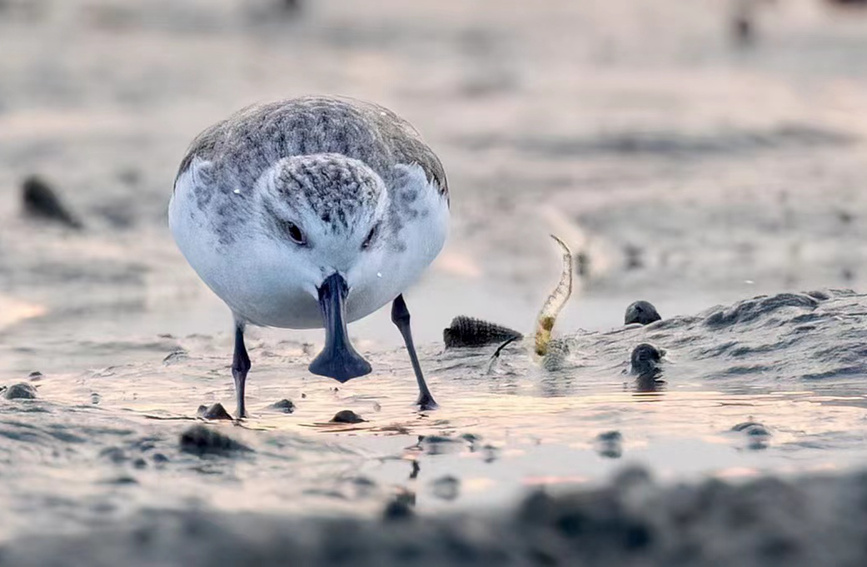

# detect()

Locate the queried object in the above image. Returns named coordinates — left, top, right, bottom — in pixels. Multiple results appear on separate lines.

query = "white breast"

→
left=169, top=160, right=449, bottom=329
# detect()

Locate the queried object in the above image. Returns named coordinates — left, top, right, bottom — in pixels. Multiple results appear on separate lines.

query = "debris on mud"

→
left=330, top=410, right=365, bottom=424
left=21, top=175, right=83, bottom=229
left=443, top=316, right=523, bottom=348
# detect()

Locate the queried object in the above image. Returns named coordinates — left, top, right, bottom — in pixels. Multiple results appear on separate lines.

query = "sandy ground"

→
left=3, top=0, right=867, bottom=564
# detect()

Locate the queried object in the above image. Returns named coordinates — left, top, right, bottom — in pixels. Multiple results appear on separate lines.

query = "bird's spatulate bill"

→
left=309, top=273, right=372, bottom=382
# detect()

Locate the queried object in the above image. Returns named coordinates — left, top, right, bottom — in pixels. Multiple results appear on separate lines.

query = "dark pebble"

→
left=624, top=301, right=661, bottom=325
left=595, top=430, right=624, bottom=459
left=133, top=458, right=148, bottom=469
left=162, top=348, right=188, bottom=364
left=731, top=422, right=770, bottom=436
left=4, top=383, right=38, bottom=400
left=269, top=399, right=296, bottom=414
left=28, top=371, right=43, bottom=381
left=431, top=475, right=461, bottom=501
left=21, top=175, right=83, bottom=229
left=443, top=316, right=523, bottom=348
left=197, top=403, right=233, bottom=421
left=179, top=425, right=252, bottom=456
left=331, top=410, right=365, bottom=424
left=731, top=422, right=771, bottom=450
left=383, top=499, right=414, bottom=522
left=152, top=453, right=169, bottom=464
left=630, top=344, right=665, bottom=378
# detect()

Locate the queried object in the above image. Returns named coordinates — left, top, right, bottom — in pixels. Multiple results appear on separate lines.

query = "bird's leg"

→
left=391, top=294, right=437, bottom=410
left=232, top=323, right=251, bottom=419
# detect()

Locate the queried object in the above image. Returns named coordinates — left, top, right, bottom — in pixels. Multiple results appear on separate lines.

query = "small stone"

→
left=179, top=425, right=251, bottom=456
left=152, top=453, right=169, bottom=464
left=630, top=344, right=665, bottom=378
left=4, top=383, right=37, bottom=400
left=331, top=410, right=365, bottom=424
left=269, top=399, right=296, bottom=414
left=624, top=300, right=662, bottom=325
left=595, top=430, right=624, bottom=459
left=91, top=392, right=101, bottom=405
left=731, top=421, right=771, bottom=450
left=162, top=348, right=188, bottom=364
left=197, top=403, right=233, bottom=420
left=383, top=499, right=414, bottom=522
left=431, top=475, right=461, bottom=501
left=28, top=371, right=43, bottom=381
left=133, top=458, right=148, bottom=469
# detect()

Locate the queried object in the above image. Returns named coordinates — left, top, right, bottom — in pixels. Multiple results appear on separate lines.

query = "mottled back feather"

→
left=175, top=96, right=448, bottom=200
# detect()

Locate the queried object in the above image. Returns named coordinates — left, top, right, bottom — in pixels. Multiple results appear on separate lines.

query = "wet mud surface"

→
left=2, top=0, right=867, bottom=563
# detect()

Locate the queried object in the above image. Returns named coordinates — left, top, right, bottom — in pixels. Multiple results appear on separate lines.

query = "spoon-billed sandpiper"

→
left=169, top=96, right=449, bottom=417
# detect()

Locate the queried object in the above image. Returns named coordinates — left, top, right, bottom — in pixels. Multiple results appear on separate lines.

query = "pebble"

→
left=4, top=383, right=38, bottom=400
left=330, top=410, right=365, bottom=424
left=431, top=475, right=461, bottom=501
left=595, top=430, right=624, bottom=459
left=197, top=403, right=233, bottom=420
left=624, top=300, right=662, bottom=325
left=269, top=399, right=296, bottom=414
left=630, top=343, right=665, bottom=378
left=179, top=425, right=251, bottom=456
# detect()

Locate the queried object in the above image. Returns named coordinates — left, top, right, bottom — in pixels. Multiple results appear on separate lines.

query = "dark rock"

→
left=4, top=382, right=38, bottom=400
left=179, top=425, right=251, bottom=456
left=197, top=403, right=233, bottom=420
left=331, top=410, right=365, bottom=424
left=269, top=399, right=296, bottom=414
left=133, top=458, right=148, bottom=469
left=431, top=475, right=461, bottom=501
left=383, top=499, right=414, bottom=522
left=152, top=453, right=169, bottom=464
left=27, top=371, right=43, bottom=381
left=624, top=300, right=661, bottom=325
left=21, top=175, right=83, bottom=229
left=162, top=348, right=188, bottom=365
left=630, top=344, right=665, bottom=378
left=595, top=431, right=623, bottom=459
left=443, top=316, right=523, bottom=348
left=731, top=422, right=772, bottom=450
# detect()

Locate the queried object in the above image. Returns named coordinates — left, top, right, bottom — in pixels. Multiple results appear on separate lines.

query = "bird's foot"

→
left=416, top=394, right=438, bottom=412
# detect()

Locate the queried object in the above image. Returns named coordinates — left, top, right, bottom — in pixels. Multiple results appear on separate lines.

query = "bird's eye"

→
left=281, top=220, right=306, bottom=245
left=361, top=223, right=380, bottom=250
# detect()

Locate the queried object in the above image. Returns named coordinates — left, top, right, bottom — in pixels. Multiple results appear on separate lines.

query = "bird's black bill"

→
left=308, top=273, right=372, bottom=383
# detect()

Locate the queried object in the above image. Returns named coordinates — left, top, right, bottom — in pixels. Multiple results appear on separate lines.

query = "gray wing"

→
left=174, top=96, right=448, bottom=200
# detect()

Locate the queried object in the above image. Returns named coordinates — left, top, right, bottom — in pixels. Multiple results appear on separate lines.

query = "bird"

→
left=168, top=96, right=449, bottom=418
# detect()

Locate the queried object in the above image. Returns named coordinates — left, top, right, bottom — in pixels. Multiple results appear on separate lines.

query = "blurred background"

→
left=1, top=0, right=867, bottom=373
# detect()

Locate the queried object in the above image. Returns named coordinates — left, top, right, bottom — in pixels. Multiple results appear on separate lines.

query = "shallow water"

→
left=1, top=0, right=867, bottom=546
left=4, top=289, right=867, bottom=541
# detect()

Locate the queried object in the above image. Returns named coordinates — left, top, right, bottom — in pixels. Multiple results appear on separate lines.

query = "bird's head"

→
left=257, top=153, right=392, bottom=382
